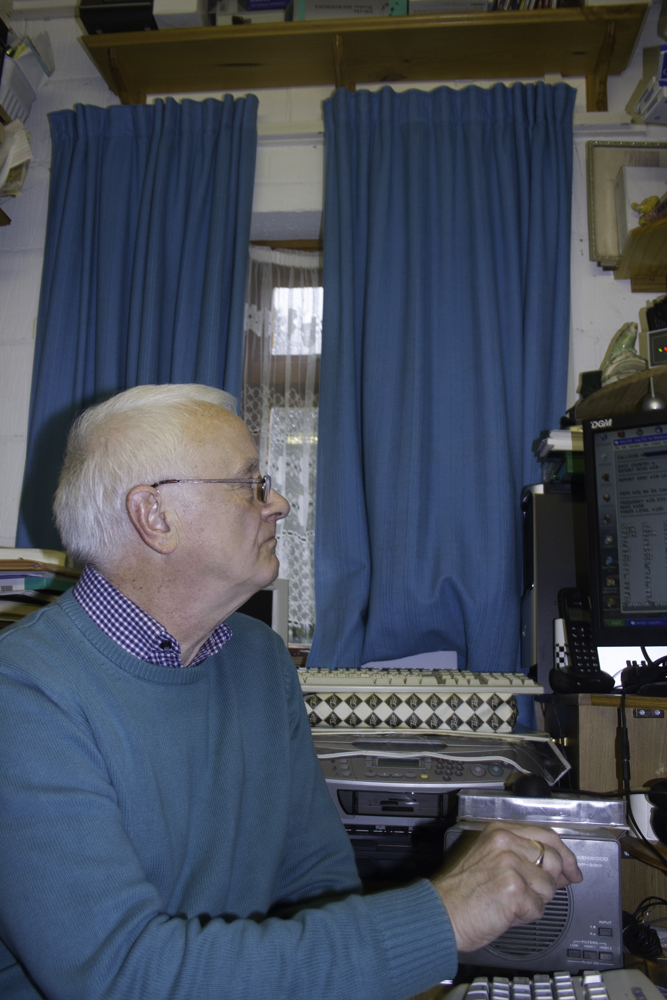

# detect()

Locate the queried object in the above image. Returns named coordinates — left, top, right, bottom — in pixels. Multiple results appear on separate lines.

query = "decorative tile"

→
left=302, top=686, right=516, bottom=733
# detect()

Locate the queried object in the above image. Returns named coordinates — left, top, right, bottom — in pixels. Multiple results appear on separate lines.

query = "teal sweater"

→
left=0, top=592, right=456, bottom=1000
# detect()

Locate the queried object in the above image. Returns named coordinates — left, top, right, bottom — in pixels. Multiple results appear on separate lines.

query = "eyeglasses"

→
left=151, top=475, right=272, bottom=504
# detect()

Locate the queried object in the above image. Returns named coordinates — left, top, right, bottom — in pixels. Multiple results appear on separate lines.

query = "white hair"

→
left=54, top=384, right=237, bottom=568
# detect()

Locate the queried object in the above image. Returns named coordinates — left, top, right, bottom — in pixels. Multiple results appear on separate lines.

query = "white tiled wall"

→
left=0, top=5, right=665, bottom=544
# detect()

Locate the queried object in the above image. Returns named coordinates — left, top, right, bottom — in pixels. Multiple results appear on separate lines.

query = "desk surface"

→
left=621, top=834, right=667, bottom=872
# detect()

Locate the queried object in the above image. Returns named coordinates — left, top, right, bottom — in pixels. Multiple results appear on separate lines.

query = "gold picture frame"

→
left=586, top=140, right=667, bottom=268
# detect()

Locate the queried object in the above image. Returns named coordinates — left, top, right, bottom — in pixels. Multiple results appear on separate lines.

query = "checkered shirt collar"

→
left=73, top=564, right=232, bottom=668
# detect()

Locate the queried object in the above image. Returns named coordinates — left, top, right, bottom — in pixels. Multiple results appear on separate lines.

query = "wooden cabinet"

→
left=551, top=693, right=667, bottom=792
left=550, top=692, right=667, bottom=913
left=81, top=5, right=647, bottom=110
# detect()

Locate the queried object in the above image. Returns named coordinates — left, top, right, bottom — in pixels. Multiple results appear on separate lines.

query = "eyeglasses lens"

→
left=261, top=475, right=271, bottom=503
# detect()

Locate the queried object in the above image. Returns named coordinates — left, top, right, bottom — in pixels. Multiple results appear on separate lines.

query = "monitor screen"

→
left=584, top=412, right=667, bottom=647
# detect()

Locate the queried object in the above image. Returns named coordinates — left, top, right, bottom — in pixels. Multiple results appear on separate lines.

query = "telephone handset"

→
left=549, top=588, right=615, bottom=695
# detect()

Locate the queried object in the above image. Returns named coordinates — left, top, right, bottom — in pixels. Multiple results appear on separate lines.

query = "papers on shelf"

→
left=537, top=427, right=583, bottom=458
left=0, top=118, right=32, bottom=196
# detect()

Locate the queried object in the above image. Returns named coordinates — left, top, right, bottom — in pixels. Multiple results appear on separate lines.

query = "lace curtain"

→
left=242, top=245, right=322, bottom=643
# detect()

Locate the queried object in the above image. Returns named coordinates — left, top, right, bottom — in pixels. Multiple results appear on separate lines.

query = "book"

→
left=0, top=559, right=80, bottom=578
left=0, top=575, right=76, bottom=593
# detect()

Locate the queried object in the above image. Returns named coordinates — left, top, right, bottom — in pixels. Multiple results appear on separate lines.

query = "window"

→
left=242, top=245, right=322, bottom=643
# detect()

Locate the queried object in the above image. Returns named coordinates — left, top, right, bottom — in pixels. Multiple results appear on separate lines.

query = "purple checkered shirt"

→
left=73, top=564, right=232, bottom=668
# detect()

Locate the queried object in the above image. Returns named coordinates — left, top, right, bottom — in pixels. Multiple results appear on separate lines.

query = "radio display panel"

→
left=373, top=758, right=422, bottom=767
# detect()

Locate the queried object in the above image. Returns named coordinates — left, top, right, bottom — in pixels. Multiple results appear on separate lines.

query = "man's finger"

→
left=490, top=823, right=583, bottom=885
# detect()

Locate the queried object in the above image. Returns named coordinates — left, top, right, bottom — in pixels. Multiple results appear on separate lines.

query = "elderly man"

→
left=0, top=384, right=581, bottom=1000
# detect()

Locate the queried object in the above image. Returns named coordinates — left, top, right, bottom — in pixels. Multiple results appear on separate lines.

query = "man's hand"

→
left=430, top=822, right=583, bottom=953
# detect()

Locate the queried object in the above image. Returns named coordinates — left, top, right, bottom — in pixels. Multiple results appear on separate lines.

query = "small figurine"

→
left=632, top=195, right=661, bottom=226
left=600, top=321, right=647, bottom=386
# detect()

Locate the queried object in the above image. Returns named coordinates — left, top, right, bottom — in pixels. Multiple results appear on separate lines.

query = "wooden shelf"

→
left=81, top=5, right=648, bottom=109
left=615, top=217, right=667, bottom=292
left=555, top=692, right=667, bottom=709
left=575, top=364, right=667, bottom=420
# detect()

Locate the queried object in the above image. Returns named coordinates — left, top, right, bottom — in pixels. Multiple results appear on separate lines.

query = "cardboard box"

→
left=154, top=0, right=210, bottom=28
left=614, top=165, right=667, bottom=252
left=635, top=76, right=667, bottom=125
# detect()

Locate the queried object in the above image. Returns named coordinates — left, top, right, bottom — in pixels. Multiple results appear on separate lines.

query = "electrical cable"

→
left=631, top=896, right=667, bottom=917
left=641, top=647, right=667, bottom=671
left=622, top=910, right=663, bottom=959
left=619, top=691, right=667, bottom=870
left=623, top=897, right=667, bottom=959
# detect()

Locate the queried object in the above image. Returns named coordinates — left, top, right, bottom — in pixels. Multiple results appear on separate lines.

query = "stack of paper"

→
left=0, top=119, right=32, bottom=198
left=537, top=427, right=583, bottom=459
left=0, top=550, right=79, bottom=629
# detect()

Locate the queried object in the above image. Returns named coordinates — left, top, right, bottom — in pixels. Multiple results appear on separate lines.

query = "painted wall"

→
left=0, top=5, right=665, bottom=546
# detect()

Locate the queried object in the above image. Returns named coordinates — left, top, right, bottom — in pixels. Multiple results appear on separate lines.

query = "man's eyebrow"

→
left=237, top=457, right=259, bottom=476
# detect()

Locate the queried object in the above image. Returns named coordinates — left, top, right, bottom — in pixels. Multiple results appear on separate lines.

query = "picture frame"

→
left=586, top=140, right=667, bottom=268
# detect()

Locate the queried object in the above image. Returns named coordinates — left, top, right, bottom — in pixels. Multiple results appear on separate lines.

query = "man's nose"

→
left=263, top=488, right=290, bottom=522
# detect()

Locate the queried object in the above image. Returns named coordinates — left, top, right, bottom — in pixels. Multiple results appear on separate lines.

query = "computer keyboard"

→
left=445, top=969, right=663, bottom=1000
left=297, top=669, right=543, bottom=733
left=297, top=668, right=543, bottom=690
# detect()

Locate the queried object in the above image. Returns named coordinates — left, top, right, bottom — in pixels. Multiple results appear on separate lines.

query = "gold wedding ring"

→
left=530, top=839, right=545, bottom=867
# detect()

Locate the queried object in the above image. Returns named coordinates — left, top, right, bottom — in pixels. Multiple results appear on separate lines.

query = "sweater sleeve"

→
left=0, top=659, right=457, bottom=1000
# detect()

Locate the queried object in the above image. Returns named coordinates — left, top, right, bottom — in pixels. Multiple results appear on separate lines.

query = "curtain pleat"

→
left=311, top=83, right=575, bottom=675
left=17, top=95, right=257, bottom=550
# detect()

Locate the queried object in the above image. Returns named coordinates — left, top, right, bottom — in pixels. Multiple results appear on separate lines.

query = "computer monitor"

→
left=583, top=411, right=667, bottom=648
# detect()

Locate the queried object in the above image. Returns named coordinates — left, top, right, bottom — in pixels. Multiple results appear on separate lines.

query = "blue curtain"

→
left=17, top=95, right=257, bottom=550
left=310, top=83, right=574, bottom=674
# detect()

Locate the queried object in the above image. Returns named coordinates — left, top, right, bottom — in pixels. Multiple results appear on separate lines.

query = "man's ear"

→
left=126, top=486, right=179, bottom=555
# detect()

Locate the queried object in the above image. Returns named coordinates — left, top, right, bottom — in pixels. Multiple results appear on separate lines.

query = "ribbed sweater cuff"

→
left=364, top=878, right=458, bottom=999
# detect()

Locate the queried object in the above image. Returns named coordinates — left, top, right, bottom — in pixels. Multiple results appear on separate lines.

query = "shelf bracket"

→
left=107, top=48, right=146, bottom=105
left=333, top=34, right=355, bottom=93
left=585, top=20, right=616, bottom=113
